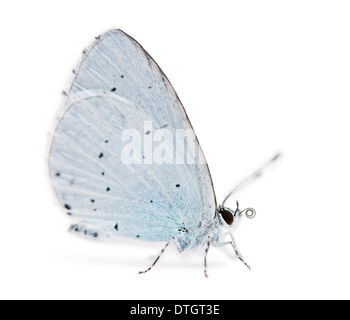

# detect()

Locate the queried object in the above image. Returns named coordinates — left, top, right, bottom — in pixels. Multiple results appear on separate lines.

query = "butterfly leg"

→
left=217, top=232, right=251, bottom=270
left=138, top=236, right=175, bottom=274
left=204, top=236, right=211, bottom=278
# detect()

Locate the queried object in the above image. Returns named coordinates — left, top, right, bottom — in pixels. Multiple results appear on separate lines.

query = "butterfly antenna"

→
left=221, top=153, right=281, bottom=208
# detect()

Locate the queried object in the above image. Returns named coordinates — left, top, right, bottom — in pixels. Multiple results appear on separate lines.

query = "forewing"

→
left=49, top=29, right=216, bottom=242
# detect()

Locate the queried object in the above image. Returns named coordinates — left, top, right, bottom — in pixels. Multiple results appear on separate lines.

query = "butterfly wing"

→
left=49, top=29, right=216, bottom=244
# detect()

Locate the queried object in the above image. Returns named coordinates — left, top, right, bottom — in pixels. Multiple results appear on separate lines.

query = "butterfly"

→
left=49, top=29, right=279, bottom=277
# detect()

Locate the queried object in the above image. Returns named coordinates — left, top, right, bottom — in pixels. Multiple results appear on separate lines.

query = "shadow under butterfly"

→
left=49, top=29, right=280, bottom=277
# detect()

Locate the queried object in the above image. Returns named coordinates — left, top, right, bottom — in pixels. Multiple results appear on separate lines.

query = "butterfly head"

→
left=218, top=201, right=256, bottom=226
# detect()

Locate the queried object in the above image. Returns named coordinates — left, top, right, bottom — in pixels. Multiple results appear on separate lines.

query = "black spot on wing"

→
left=70, top=224, right=99, bottom=238
left=178, top=227, right=189, bottom=233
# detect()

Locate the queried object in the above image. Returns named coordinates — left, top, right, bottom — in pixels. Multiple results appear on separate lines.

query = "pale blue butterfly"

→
left=49, top=29, right=279, bottom=277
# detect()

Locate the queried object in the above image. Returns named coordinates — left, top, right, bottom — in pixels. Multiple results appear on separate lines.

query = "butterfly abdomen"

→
left=175, top=218, right=220, bottom=251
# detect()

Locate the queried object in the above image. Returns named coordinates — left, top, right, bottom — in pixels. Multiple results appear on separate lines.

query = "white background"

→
left=1, top=0, right=350, bottom=300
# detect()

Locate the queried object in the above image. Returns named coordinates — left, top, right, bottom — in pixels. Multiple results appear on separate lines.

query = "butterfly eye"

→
left=219, top=208, right=234, bottom=225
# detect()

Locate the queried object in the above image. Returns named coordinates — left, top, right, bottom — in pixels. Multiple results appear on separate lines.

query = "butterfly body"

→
left=173, top=215, right=221, bottom=251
